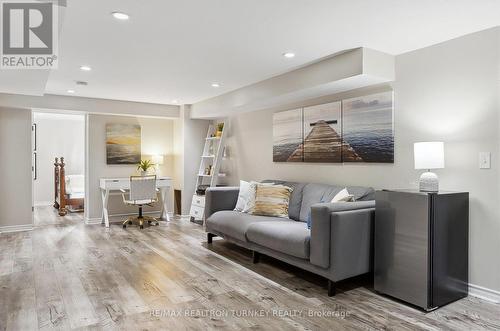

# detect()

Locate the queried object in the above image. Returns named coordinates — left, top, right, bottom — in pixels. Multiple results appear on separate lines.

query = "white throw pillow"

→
left=331, top=188, right=355, bottom=203
left=234, top=180, right=252, bottom=212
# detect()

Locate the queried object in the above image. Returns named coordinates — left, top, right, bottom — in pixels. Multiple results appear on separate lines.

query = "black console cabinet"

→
left=375, top=190, right=469, bottom=311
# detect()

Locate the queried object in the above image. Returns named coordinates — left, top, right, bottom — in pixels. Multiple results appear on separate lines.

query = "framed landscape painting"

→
left=273, top=108, right=303, bottom=162
left=106, top=123, right=142, bottom=164
left=342, top=91, right=394, bottom=163
left=303, top=101, right=342, bottom=162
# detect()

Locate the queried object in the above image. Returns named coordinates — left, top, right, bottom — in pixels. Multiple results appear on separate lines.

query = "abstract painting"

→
left=342, top=91, right=394, bottom=163
left=272, top=91, right=394, bottom=163
left=303, top=102, right=342, bottom=162
left=273, top=108, right=303, bottom=162
left=106, top=123, right=141, bottom=164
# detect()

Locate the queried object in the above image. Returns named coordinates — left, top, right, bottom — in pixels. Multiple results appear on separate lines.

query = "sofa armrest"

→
left=318, top=200, right=375, bottom=212
left=204, top=187, right=240, bottom=220
left=330, top=209, right=374, bottom=281
left=310, top=202, right=375, bottom=269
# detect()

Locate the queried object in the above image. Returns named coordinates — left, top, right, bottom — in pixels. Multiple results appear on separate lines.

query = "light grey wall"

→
left=86, top=114, right=176, bottom=221
left=172, top=116, right=184, bottom=192
left=33, top=112, right=85, bottom=205
left=221, top=28, right=500, bottom=292
left=180, top=106, right=210, bottom=214
left=395, top=28, right=499, bottom=293
left=0, top=107, right=33, bottom=229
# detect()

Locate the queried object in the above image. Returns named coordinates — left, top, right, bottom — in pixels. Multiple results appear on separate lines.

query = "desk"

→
left=99, top=177, right=173, bottom=227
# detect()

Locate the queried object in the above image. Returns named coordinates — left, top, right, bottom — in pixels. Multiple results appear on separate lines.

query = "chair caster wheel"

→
left=123, top=224, right=126, bottom=228
left=155, top=222, right=159, bottom=226
left=128, top=220, right=132, bottom=224
left=148, top=220, right=152, bottom=224
left=140, top=225, right=144, bottom=229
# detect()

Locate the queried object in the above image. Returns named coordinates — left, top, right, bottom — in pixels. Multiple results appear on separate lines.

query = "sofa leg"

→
left=207, top=233, right=215, bottom=244
left=328, top=280, right=336, bottom=297
left=252, top=251, right=260, bottom=264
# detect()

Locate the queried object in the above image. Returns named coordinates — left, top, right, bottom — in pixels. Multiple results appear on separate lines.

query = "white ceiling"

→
left=8, top=0, right=500, bottom=104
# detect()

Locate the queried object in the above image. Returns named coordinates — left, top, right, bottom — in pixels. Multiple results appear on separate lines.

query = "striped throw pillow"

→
left=252, top=184, right=293, bottom=218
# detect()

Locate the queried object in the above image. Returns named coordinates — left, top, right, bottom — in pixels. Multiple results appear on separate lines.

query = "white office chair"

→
left=122, top=175, right=159, bottom=229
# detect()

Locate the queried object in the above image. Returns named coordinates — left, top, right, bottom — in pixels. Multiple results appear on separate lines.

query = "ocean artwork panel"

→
left=303, top=102, right=342, bottom=162
left=272, top=90, right=394, bottom=163
left=273, top=108, right=303, bottom=162
left=106, top=123, right=142, bottom=164
left=342, top=91, right=394, bottom=163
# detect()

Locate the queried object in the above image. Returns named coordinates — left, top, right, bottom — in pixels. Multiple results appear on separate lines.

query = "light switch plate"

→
left=479, top=152, right=491, bottom=169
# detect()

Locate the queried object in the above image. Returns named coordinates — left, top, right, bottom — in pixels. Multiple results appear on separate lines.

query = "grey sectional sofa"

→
left=204, top=180, right=375, bottom=296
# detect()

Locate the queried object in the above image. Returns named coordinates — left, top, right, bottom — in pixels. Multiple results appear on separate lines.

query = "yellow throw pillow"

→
left=252, top=184, right=293, bottom=218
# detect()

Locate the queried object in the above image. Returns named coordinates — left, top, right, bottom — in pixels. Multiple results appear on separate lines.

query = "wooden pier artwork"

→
left=273, top=92, right=394, bottom=163
left=287, top=120, right=362, bottom=162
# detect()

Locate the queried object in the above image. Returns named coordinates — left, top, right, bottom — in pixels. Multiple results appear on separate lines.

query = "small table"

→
left=375, top=189, right=469, bottom=310
left=99, top=177, right=173, bottom=227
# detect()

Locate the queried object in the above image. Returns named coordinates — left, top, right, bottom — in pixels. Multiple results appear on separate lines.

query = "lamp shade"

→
left=414, top=142, right=444, bottom=170
left=152, top=155, right=164, bottom=165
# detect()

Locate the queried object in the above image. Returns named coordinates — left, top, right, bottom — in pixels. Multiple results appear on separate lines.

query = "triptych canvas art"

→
left=273, top=91, right=394, bottom=163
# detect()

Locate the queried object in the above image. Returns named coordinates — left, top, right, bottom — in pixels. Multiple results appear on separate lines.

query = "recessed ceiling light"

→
left=211, top=83, right=220, bottom=88
left=80, top=65, right=92, bottom=71
left=283, top=52, right=295, bottom=58
left=111, top=12, right=129, bottom=20
left=67, top=89, right=75, bottom=94
left=171, top=99, right=179, bottom=104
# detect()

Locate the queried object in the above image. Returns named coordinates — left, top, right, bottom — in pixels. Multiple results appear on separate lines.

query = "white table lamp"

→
left=152, top=155, right=164, bottom=174
left=414, top=142, right=444, bottom=192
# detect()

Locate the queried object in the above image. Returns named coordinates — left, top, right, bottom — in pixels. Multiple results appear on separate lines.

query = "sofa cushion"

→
left=246, top=221, right=311, bottom=259
left=262, top=180, right=305, bottom=221
left=346, top=186, right=375, bottom=201
left=299, top=183, right=374, bottom=222
left=205, top=210, right=287, bottom=242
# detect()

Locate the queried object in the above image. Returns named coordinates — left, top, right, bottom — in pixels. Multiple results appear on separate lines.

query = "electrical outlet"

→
left=479, top=152, right=491, bottom=169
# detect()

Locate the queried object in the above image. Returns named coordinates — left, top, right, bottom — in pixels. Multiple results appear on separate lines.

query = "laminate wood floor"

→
left=0, top=207, right=499, bottom=330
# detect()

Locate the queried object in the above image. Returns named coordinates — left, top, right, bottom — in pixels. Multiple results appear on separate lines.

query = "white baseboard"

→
left=34, top=201, right=53, bottom=207
left=469, top=283, right=500, bottom=303
left=85, top=218, right=103, bottom=225
left=0, top=224, right=34, bottom=234
left=85, top=211, right=174, bottom=225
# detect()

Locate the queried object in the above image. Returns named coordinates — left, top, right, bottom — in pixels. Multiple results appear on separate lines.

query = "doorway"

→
left=32, top=111, right=85, bottom=226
